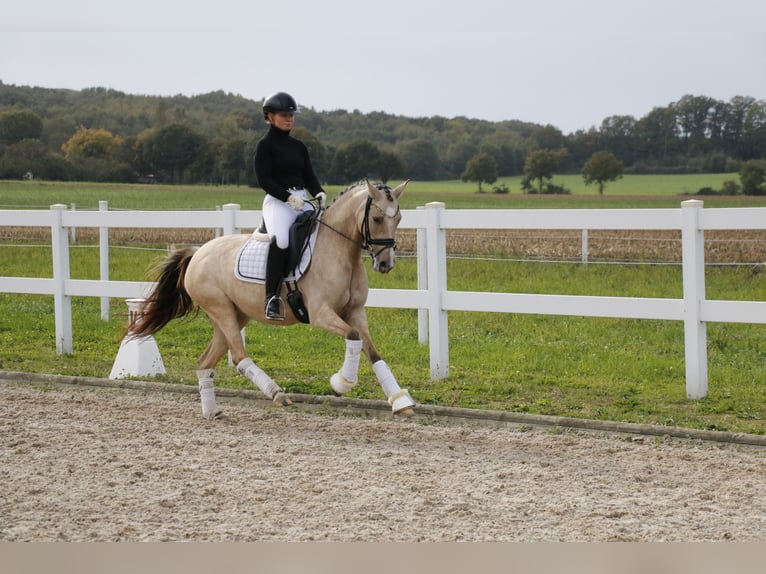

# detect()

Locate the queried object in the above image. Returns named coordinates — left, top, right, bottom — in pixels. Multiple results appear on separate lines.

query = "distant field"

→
left=2, top=174, right=764, bottom=211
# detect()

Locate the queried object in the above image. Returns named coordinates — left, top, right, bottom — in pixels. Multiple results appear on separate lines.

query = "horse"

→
left=128, top=180, right=415, bottom=420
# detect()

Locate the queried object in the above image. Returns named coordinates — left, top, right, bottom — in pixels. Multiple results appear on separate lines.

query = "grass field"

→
left=2, top=173, right=765, bottom=211
left=1, top=177, right=764, bottom=434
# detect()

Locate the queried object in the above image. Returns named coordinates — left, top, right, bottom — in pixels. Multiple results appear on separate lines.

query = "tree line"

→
left=0, top=83, right=765, bottom=194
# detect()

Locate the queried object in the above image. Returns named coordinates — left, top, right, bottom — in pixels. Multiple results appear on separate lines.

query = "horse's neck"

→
left=322, top=190, right=364, bottom=244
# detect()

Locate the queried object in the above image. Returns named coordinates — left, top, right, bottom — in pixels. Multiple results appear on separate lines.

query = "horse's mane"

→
left=328, top=180, right=394, bottom=209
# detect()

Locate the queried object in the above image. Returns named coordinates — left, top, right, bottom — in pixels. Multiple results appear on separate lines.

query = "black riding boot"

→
left=265, top=241, right=288, bottom=321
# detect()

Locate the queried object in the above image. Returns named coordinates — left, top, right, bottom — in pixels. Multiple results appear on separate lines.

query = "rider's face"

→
left=269, top=112, right=294, bottom=131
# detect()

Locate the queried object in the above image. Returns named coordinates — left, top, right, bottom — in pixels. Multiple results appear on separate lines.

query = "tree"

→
left=0, top=109, right=43, bottom=145
left=739, top=160, right=766, bottom=196
left=219, top=136, right=247, bottom=185
left=141, top=122, right=207, bottom=183
left=521, top=149, right=558, bottom=194
left=61, top=127, right=123, bottom=160
left=397, top=139, right=440, bottom=181
left=377, top=150, right=405, bottom=183
left=330, top=139, right=382, bottom=183
left=0, top=139, right=78, bottom=180
left=599, top=115, right=637, bottom=165
left=582, top=151, right=624, bottom=195
left=461, top=152, right=498, bottom=192
left=60, top=127, right=135, bottom=182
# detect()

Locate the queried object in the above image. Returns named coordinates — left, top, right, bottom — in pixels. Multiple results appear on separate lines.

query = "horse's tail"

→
left=127, top=246, right=199, bottom=339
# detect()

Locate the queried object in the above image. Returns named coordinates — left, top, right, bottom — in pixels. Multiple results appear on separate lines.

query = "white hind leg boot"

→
left=197, top=369, right=221, bottom=420
left=372, top=360, right=415, bottom=413
left=330, top=339, right=363, bottom=395
left=237, top=358, right=291, bottom=406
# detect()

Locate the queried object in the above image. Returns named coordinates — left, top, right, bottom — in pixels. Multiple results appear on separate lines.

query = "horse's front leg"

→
left=350, top=310, right=415, bottom=416
left=314, top=306, right=415, bottom=416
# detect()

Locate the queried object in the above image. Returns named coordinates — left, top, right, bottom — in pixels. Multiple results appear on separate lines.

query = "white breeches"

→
left=263, top=189, right=312, bottom=249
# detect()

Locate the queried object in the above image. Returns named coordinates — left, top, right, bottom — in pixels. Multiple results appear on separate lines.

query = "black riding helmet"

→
left=262, top=92, right=299, bottom=119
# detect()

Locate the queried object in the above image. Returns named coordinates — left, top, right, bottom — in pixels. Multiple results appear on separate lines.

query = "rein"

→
left=319, top=195, right=399, bottom=260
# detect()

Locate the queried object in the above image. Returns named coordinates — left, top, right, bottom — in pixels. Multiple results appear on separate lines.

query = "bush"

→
left=739, top=160, right=766, bottom=196
left=542, top=183, right=571, bottom=195
left=721, top=180, right=741, bottom=195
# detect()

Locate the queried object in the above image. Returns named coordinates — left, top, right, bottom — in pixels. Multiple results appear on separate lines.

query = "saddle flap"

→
left=286, top=210, right=319, bottom=273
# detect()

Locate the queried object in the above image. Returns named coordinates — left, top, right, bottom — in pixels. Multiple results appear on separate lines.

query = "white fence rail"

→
left=1, top=200, right=765, bottom=400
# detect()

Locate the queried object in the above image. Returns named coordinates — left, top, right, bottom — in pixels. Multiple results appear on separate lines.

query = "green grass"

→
left=1, top=178, right=764, bottom=434
left=3, top=174, right=766, bottom=211
left=0, top=243, right=764, bottom=435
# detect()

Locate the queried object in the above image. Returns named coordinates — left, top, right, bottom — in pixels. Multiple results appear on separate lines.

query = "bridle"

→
left=360, top=196, right=400, bottom=258
left=318, top=194, right=400, bottom=261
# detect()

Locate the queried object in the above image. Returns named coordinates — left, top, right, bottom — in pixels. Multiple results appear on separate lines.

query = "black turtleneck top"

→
left=254, top=125, right=325, bottom=202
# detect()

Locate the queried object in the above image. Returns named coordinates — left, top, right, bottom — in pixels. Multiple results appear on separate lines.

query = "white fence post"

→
left=99, top=200, right=110, bottom=320
left=681, top=199, right=708, bottom=398
left=69, top=203, right=77, bottom=243
left=416, top=206, right=428, bottom=345
left=222, top=203, right=240, bottom=235
left=581, top=229, right=589, bottom=264
left=50, top=204, right=73, bottom=355
left=425, top=202, right=449, bottom=379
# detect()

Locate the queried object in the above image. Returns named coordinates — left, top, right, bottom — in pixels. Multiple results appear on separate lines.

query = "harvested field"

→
left=3, top=226, right=765, bottom=264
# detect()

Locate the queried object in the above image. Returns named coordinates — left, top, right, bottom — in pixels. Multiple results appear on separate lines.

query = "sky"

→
left=2, top=0, right=765, bottom=134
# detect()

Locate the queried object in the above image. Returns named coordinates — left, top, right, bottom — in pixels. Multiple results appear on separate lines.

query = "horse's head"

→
left=360, top=180, right=407, bottom=273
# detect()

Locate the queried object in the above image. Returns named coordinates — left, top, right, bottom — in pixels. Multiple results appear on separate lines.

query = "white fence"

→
left=1, top=200, right=765, bottom=399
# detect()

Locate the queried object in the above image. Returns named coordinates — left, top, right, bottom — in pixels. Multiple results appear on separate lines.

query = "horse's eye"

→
left=373, top=216, right=383, bottom=224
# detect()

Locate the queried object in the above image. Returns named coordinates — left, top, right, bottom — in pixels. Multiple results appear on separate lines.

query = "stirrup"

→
left=265, top=296, right=285, bottom=321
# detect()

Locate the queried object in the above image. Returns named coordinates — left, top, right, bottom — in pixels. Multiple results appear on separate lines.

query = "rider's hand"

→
left=315, top=192, right=327, bottom=209
left=287, top=194, right=305, bottom=211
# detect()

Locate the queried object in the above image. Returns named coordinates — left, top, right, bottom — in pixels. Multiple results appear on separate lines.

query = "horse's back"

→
left=192, top=233, right=250, bottom=263
left=186, top=234, right=251, bottom=291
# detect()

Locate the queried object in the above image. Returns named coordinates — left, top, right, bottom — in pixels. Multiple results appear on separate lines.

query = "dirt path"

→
left=1, top=383, right=764, bottom=541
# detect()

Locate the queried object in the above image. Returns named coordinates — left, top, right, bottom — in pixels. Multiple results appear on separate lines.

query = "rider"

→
left=254, top=91, right=327, bottom=321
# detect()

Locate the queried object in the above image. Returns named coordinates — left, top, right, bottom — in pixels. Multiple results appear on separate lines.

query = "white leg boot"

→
left=330, top=339, right=363, bottom=395
left=237, top=357, right=292, bottom=407
left=197, top=369, right=221, bottom=420
left=372, top=360, right=415, bottom=414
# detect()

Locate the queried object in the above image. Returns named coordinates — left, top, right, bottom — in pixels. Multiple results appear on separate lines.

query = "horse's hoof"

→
left=388, top=389, right=415, bottom=415
left=203, top=409, right=223, bottom=420
left=330, top=372, right=356, bottom=395
left=272, top=392, right=292, bottom=407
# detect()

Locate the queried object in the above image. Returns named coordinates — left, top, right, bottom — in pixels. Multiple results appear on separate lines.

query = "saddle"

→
left=236, top=209, right=321, bottom=323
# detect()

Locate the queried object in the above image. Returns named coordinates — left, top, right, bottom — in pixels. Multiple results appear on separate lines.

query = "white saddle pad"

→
left=234, top=225, right=319, bottom=284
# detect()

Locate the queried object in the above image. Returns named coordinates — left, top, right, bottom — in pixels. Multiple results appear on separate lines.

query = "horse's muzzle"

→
left=373, top=256, right=395, bottom=274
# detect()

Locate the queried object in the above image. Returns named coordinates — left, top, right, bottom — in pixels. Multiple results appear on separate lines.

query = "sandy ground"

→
left=1, top=382, right=765, bottom=542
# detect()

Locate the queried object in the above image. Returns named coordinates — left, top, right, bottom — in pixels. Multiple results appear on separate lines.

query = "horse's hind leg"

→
left=204, top=304, right=292, bottom=408
left=195, top=325, right=230, bottom=420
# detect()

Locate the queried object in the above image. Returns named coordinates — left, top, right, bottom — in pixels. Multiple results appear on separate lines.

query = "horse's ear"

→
left=391, top=179, right=409, bottom=199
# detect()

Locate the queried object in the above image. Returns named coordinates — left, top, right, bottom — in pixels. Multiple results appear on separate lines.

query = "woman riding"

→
left=254, top=91, right=327, bottom=320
